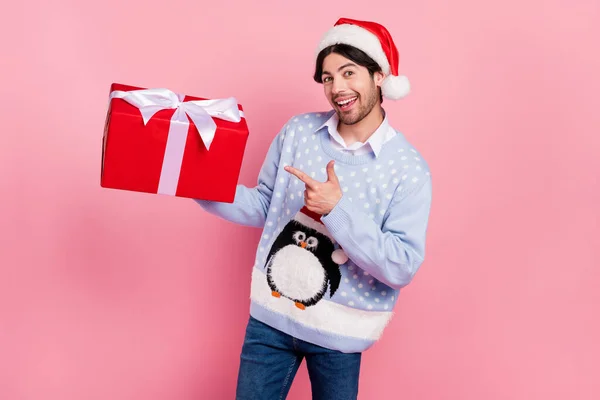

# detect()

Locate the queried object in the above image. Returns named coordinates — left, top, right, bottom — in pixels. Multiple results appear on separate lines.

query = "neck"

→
left=337, top=105, right=384, bottom=146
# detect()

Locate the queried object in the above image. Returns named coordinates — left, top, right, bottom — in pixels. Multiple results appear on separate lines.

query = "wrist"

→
left=326, top=193, right=343, bottom=215
left=321, top=195, right=352, bottom=234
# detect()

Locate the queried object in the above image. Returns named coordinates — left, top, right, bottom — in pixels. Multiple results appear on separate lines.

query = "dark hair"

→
left=313, top=43, right=383, bottom=103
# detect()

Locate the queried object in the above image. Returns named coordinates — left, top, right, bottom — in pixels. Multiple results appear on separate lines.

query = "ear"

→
left=374, top=71, right=386, bottom=87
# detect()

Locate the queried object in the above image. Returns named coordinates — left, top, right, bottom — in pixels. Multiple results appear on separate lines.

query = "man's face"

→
left=321, top=52, right=384, bottom=125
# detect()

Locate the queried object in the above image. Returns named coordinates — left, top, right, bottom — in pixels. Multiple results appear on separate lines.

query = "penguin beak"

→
left=300, top=241, right=307, bottom=249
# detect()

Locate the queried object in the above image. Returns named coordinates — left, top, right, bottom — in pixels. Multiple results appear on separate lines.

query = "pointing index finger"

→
left=284, top=166, right=317, bottom=188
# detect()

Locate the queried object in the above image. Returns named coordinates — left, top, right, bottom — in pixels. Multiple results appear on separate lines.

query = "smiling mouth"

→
left=335, top=97, right=357, bottom=110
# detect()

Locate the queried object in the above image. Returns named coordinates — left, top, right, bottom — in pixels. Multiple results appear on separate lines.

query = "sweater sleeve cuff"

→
left=321, top=195, right=353, bottom=234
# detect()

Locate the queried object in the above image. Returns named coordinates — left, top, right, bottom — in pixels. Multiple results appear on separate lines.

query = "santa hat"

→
left=293, top=206, right=349, bottom=265
left=315, top=17, right=410, bottom=100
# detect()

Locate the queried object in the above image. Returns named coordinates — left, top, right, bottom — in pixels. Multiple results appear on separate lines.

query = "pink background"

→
left=1, top=0, right=599, bottom=399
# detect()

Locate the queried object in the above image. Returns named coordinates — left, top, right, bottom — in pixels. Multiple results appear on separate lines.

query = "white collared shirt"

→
left=317, top=111, right=396, bottom=157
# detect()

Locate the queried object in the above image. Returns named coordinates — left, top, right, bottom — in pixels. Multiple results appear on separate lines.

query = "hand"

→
left=284, top=160, right=343, bottom=215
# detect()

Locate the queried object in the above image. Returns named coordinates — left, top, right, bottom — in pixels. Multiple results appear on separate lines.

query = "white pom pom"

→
left=331, top=249, right=349, bottom=265
left=381, top=75, right=410, bottom=100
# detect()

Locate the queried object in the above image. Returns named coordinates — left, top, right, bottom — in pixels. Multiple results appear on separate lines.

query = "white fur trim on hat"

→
left=316, top=24, right=390, bottom=75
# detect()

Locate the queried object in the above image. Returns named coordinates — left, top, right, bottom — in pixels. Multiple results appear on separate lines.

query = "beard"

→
left=336, top=82, right=379, bottom=125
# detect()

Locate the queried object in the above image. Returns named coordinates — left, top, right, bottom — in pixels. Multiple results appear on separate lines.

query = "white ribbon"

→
left=109, top=88, right=244, bottom=196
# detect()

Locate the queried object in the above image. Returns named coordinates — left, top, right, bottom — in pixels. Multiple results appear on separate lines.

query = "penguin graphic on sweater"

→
left=265, top=206, right=348, bottom=310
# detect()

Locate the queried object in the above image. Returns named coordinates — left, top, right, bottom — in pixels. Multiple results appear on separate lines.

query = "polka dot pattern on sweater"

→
left=253, top=111, right=430, bottom=312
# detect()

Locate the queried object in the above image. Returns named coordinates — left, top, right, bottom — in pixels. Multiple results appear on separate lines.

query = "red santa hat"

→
left=293, top=206, right=349, bottom=265
left=315, top=17, right=410, bottom=100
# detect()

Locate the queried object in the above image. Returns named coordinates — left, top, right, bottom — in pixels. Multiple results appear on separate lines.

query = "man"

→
left=196, top=17, right=432, bottom=400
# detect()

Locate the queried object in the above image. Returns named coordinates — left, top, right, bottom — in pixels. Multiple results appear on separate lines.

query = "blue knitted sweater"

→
left=196, top=110, right=432, bottom=353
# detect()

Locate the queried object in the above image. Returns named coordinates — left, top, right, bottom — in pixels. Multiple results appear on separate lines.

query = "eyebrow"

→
left=322, top=62, right=357, bottom=75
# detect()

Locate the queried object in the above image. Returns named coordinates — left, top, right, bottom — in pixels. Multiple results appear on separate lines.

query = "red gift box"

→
left=101, top=83, right=249, bottom=202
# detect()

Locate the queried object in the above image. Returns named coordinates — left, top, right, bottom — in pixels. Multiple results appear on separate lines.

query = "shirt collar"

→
left=315, top=110, right=392, bottom=158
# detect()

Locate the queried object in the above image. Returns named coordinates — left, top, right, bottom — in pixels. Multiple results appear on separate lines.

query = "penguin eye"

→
left=293, top=231, right=306, bottom=243
left=306, top=237, right=319, bottom=249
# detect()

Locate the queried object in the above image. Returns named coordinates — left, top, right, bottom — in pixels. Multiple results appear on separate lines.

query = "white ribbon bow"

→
left=109, top=88, right=244, bottom=151
left=109, top=88, right=245, bottom=196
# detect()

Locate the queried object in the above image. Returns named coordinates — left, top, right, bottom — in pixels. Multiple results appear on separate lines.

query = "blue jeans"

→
left=235, top=316, right=362, bottom=400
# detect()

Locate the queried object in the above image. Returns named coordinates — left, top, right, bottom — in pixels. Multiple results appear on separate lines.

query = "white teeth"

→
left=336, top=97, right=356, bottom=106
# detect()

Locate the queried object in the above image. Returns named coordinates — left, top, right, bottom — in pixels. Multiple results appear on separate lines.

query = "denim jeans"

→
left=235, top=316, right=362, bottom=400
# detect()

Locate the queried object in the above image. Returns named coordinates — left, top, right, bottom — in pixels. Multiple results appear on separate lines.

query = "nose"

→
left=331, top=77, right=347, bottom=95
left=300, top=241, right=307, bottom=248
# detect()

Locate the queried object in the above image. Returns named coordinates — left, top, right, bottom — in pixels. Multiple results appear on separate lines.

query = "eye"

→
left=344, top=70, right=354, bottom=77
left=292, top=231, right=306, bottom=244
left=322, top=76, right=332, bottom=83
left=306, top=237, right=319, bottom=249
